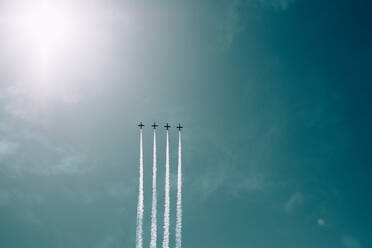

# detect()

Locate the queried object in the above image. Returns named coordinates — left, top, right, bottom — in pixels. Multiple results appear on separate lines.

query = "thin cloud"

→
left=0, top=130, right=88, bottom=176
left=50, top=153, right=86, bottom=175
left=4, top=82, right=81, bottom=123
left=317, top=218, right=325, bottom=226
left=0, top=189, right=44, bottom=225
left=342, top=235, right=362, bottom=248
left=228, top=173, right=271, bottom=198
left=221, top=0, right=243, bottom=50
left=219, top=0, right=296, bottom=50
left=285, top=192, right=304, bottom=214
left=0, top=190, right=11, bottom=206
left=259, top=0, right=296, bottom=11
left=0, top=139, right=19, bottom=159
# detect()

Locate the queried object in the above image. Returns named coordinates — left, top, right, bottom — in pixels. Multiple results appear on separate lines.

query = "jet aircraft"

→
left=177, top=123, right=183, bottom=131
left=152, top=122, right=158, bottom=129
left=164, top=123, right=171, bottom=130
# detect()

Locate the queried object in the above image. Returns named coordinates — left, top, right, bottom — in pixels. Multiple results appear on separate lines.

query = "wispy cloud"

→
left=0, top=189, right=44, bottom=224
left=192, top=161, right=271, bottom=200
left=44, top=151, right=87, bottom=175
left=342, top=235, right=362, bottom=248
left=220, top=0, right=243, bottom=50
left=259, top=0, right=296, bottom=11
left=94, top=229, right=130, bottom=248
left=285, top=192, right=304, bottom=214
left=4, top=81, right=80, bottom=123
left=97, top=234, right=120, bottom=248
left=317, top=218, right=325, bottom=226
left=0, top=125, right=88, bottom=176
left=219, top=0, right=295, bottom=50
left=236, top=173, right=268, bottom=191
left=0, top=139, right=19, bottom=159
left=0, top=80, right=89, bottom=178
left=195, top=161, right=230, bottom=197
left=0, top=190, right=11, bottom=206
left=228, top=173, right=270, bottom=198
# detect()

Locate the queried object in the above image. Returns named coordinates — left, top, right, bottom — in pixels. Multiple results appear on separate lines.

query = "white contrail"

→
left=162, top=131, right=170, bottom=248
left=150, top=130, right=157, bottom=248
left=175, top=131, right=182, bottom=248
left=136, top=129, right=144, bottom=248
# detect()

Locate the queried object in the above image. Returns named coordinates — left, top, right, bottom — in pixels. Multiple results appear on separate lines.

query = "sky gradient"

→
left=0, top=0, right=371, bottom=247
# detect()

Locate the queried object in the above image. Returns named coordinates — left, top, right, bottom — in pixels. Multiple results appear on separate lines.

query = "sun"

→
left=20, top=4, right=74, bottom=48
left=12, top=1, right=80, bottom=73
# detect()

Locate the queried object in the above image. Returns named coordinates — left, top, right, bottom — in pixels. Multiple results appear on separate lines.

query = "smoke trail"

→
left=136, top=129, right=144, bottom=248
left=175, top=131, right=182, bottom=248
left=162, top=131, right=170, bottom=248
left=150, top=130, right=157, bottom=248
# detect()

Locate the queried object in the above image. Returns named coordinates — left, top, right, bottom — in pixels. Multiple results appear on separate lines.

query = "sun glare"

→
left=21, top=6, right=73, bottom=47
left=13, top=2, right=79, bottom=74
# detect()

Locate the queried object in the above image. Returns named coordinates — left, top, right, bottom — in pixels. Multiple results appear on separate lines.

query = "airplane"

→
left=152, top=121, right=158, bottom=129
left=164, top=123, right=171, bottom=130
left=138, top=121, right=144, bottom=129
left=176, top=123, right=183, bottom=131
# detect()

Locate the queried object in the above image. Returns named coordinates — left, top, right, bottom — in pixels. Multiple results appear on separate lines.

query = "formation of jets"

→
left=138, top=122, right=183, bottom=131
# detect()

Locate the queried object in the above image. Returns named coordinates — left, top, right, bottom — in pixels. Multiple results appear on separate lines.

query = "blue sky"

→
left=0, top=0, right=371, bottom=247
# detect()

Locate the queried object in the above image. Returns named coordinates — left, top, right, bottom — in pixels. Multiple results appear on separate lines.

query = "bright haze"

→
left=0, top=0, right=371, bottom=248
